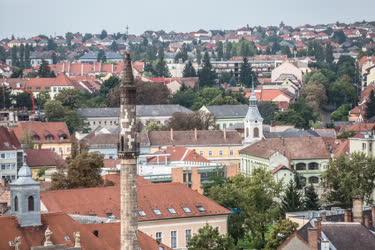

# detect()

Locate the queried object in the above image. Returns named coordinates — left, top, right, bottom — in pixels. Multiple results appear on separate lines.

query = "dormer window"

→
left=183, top=207, right=191, bottom=213
left=168, top=208, right=176, bottom=214
left=59, top=134, right=68, bottom=140
left=196, top=205, right=206, bottom=212
left=45, top=134, right=54, bottom=141
left=33, top=135, right=40, bottom=141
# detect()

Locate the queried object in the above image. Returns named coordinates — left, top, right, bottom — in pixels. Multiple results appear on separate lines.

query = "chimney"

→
left=223, top=128, right=227, bottom=141
left=194, top=128, right=197, bottom=141
left=170, top=128, right=174, bottom=141
left=344, top=209, right=353, bottom=222
left=352, top=196, right=364, bottom=224
left=308, top=218, right=322, bottom=250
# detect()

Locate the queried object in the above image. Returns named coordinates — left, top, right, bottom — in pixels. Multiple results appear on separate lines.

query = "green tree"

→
left=0, top=85, right=12, bottom=109
left=64, top=109, right=85, bottom=133
left=239, top=57, right=253, bottom=87
left=198, top=51, right=216, bottom=87
left=216, top=41, right=224, bottom=60
left=65, top=32, right=74, bottom=46
left=82, top=33, right=93, bottom=42
left=97, top=49, right=107, bottom=63
left=110, top=41, right=118, bottom=51
left=323, top=153, right=375, bottom=208
left=264, top=219, right=298, bottom=250
left=44, top=100, right=65, bottom=121
left=136, top=81, right=170, bottom=104
left=47, top=38, right=57, bottom=51
left=325, top=44, right=334, bottom=64
left=332, top=30, right=347, bottom=44
left=331, top=104, right=351, bottom=121
left=187, top=224, right=235, bottom=250
left=282, top=180, right=304, bottom=213
left=336, top=55, right=357, bottom=81
left=304, top=184, right=320, bottom=210
left=301, top=81, right=328, bottom=113
left=11, top=46, right=19, bottom=67
left=171, top=87, right=197, bottom=108
left=55, top=88, right=81, bottom=109
left=365, top=90, right=375, bottom=120
left=154, top=47, right=171, bottom=77
left=330, top=75, right=357, bottom=107
left=24, top=44, right=31, bottom=68
left=208, top=169, right=283, bottom=247
left=0, top=46, right=7, bottom=63
left=196, top=47, right=202, bottom=65
left=36, top=91, right=51, bottom=109
left=13, top=92, right=32, bottom=109
left=183, top=60, right=197, bottom=77
left=168, top=111, right=216, bottom=130
left=19, top=44, right=25, bottom=68
left=38, top=60, right=55, bottom=77
left=224, top=42, right=233, bottom=60
left=100, top=29, right=108, bottom=40
left=100, top=76, right=120, bottom=97
left=258, top=102, right=279, bottom=124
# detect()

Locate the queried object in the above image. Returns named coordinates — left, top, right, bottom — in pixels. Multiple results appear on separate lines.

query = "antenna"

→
left=126, top=25, right=129, bottom=36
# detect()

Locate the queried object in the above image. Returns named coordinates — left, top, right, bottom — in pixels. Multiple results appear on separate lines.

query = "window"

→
left=156, top=232, right=162, bottom=243
left=14, top=196, right=18, bottom=212
left=362, top=143, right=367, bottom=151
left=0, top=153, right=5, bottom=159
left=106, top=213, right=113, bottom=218
left=308, top=162, right=319, bottom=170
left=153, top=209, right=162, bottom=215
left=168, top=208, right=177, bottom=214
left=183, top=207, right=191, bottom=213
left=309, top=176, right=319, bottom=184
left=219, top=150, right=223, bottom=156
left=253, top=127, right=259, bottom=138
left=45, top=134, right=54, bottom=141
left=200, top=151, right=204, bottom=156
left=296, top=163, right=306, bottom=171
left=171, top=231, right=177, bottom=248
left=209, top=151, right=212, bottom=156
left=185, top=229, right=192, bottom=246
left=196, top=205, right=206, bottom=212
left=230, top=150, right=233, bottom=156
left=28, top=196, right=34, bottom=211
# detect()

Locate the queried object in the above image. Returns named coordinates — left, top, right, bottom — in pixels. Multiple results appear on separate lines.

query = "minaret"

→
left=118, top=52, right=139, bottom=250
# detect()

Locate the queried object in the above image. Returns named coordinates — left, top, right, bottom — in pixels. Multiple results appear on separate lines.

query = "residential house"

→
left=271, top=60, right=311, bottom=83
left=78, top=105, right=193, bottom=130
left=12, top=121, right=72, bottom=159
left=41, top=179, right=230, bottom=250
left=29, top=51, right=54, bottom=67
left=239, top=137, right=331, bottom=189
left=79, top=51, right=123, bottom=63
left=0, top=126, right=23, bottom=183
left=349, top=131, right=375, bottom=157
left=25, top=149, right=65, bottom=180
left=145, top=129, right=243, bottom=166
left=200, top=104, right=248, bottom=130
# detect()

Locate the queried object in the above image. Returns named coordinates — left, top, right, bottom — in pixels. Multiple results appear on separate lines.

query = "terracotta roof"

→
left=147, top=146, right=209, bottom=164
left=24, top=73, right=74, bottom=92
left=340, top=123, right=375, bottom=133
left=82, top=223, right=172, bottom=250
left=0, top=212, right=110, bottom=250
left=0, top=126, right=21, bottom=150
left=12, top=121, right=71, bottom=144
left=148, top=130, right=242, bottom=146
left=25, top=149, right=66, bottom=167
left=272, top=165, right=292, bottom=174
left=240, top=137, right=331, bottom=160
left=332, top=139, right=350, bottom=157
left=41, top=182, right=230, bottom=221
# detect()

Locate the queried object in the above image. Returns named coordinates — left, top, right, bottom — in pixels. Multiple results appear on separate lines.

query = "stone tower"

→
left=10, top=158, right=41, bottom=227
left=243, top=90, right=263, bottom=145
left=118, top=52, right=139, bottom=250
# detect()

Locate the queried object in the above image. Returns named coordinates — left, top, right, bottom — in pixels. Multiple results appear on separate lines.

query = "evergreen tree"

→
left=282, top=180, right=303, bottom=213
left=224, top=42, right=233, bottom=60
left=216, top=41, right=224, bottom=60
left=11, top=46, right=19, bottom=67
left=365, top=90, right=375, bottom=120
left=304, top=184, right=320, bottom=210
left=47, top=38, right=57, bottom=51
left=110, top=41, right=118, bottom=51
left=154, top=47, right=171, bottom=77
left=325, top=44, right=334, bottom=64
left=97, top=50, right=107, bottom=63
left=38, top=60, right=55, bottom=77
left=0, top=85, right=12, bottom=109
left=198, top=51, right=216, bottom=87
left=0, top=46, right=6, bottom=63
left=196, top=48, right=202, bottom=65
left=239, top=57, right=253, bottom=87
left=182, top=60, right=197, bottom=77
left=100, top=29, right=108, bottom=39
left=19, top=44, right=25, bottom=69
left=24, top=44, right=31, bottom=68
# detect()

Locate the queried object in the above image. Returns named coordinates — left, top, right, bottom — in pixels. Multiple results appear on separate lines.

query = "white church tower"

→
left=243, top=89, right=263, bottom=145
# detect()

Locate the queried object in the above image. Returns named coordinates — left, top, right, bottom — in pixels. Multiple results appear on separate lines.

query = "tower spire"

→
left=119, top=52, right=139, bottom=250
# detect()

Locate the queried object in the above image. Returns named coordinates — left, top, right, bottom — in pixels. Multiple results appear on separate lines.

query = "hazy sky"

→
left=1, top=0, right=374, bottom=38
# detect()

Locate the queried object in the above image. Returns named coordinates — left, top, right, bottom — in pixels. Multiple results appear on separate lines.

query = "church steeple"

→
left=243, top=84, right=263, bottom=145
left=10, top=157, right=41, bottom=227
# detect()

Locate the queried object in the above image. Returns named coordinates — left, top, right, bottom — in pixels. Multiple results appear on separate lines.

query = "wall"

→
left=139, top=215, right=228, bottom=249
left=350, top=137, right=375, bottom=157
left=39, top=143, right=71, bottom=160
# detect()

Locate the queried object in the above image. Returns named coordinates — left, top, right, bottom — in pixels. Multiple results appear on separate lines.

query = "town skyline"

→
left=1, top=0, right=375, bottom=38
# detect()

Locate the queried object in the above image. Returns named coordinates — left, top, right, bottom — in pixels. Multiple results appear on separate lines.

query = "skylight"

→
left=138, top=210, right=146, bottom=217
left=183, top=207, right=192, bottom=213
left=168, top=208, right=177, bottom=214
left=196, top=205, right=206, bottom=212
left=153, top=209, right=162, bottom=215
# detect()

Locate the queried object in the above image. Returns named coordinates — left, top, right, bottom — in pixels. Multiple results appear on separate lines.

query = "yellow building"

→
left=144, top=129, right=243, bottom=166
left=12, top=121, right=72, bottom=159
left=25, top=149, right=66, bottom=180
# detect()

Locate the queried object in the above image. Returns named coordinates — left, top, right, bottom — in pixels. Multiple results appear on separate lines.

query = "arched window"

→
left=308, top=162, right=319, bottom=170
left=14, top=196, right=18, bottom=212
left=120, top=136, right=124, bottom=151
left=246, top=128, right=249, bottom=138
left=33, top=135, right=40, bottom=141
left=45, top=134, right=54, bottom=141
left=253, top=127, right=259, bottom=138
left=296, top=163, right=306, bottom=171
left=309, top=176, right=319, bottom=184
left=300, top=177, right=307, bottom=187
left=28, top=196, right=34, bottom=211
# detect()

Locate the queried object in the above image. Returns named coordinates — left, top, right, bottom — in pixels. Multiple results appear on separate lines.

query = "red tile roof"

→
left=25, top=149, right=66, bottom=167
left=12, top=121, right=71, bottom=144
left=41, top=181, right=230, bottom=221
left=147, top=146, right=209, bottom=164
left=82, top=223, right=172, bottom=250
left=0, top=126, right=21, bottom=150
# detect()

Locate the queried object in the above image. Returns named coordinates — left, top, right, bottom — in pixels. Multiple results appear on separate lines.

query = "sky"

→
left=1, top=0, right=375, bottom=38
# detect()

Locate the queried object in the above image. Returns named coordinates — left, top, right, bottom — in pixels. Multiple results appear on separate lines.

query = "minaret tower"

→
left=118, top=52, right=139, bottom=250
